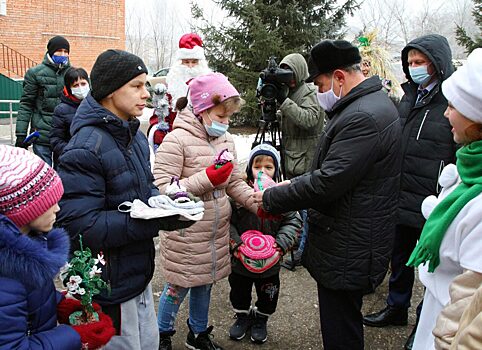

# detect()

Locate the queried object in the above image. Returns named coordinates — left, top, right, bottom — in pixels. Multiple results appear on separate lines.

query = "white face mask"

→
left=71, top=84, right=90, bottom=100
left=316, top=75, right=342, bottom=112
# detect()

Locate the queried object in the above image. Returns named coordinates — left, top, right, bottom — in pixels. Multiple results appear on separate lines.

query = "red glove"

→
left=71, top=312, right=116, bottom=350
left=206, top=162, right=233, bottom=186
left=257, top=208, right=282, bottom=221
left=57, top=296, right=101, bottom=325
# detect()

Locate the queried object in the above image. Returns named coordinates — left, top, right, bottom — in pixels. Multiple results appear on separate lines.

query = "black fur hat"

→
left=306, top=40, right=362, bottom=82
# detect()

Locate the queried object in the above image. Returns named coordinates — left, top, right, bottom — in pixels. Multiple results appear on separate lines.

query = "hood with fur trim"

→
left=0, top=215, right=70, bottom=288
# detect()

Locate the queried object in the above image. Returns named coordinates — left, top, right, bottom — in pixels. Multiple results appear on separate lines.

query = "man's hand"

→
left=252, top=190, right=264, bottom=208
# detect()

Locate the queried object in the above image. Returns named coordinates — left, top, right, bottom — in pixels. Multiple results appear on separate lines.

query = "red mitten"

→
left=57, top=296, right=102, bottom=325
left=257, top=207, right=282, bottom=221
left=206, top=162, right=234, bottom=187
left=71, top=312, right=116, bottom=350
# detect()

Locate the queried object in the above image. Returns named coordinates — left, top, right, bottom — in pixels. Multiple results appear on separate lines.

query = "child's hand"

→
left=273, top=243, right=284, bottom=256
left=206, top=162, right=234, bottom=186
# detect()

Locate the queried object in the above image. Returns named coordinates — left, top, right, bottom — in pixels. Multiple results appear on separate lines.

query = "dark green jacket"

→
left=279, top=53, right=325, bottom=179
left=16, top=54, right=71, bottom=146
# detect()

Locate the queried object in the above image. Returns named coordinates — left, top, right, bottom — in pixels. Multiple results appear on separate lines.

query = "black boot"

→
left=185, top=319, right=224, bottom=350
left=229, top=311, right=252, bottom=340
left=159, top=330, right=175, bottom=350
left=250, top=311, right=268, bottom=344
left=363, top=305, right=408, bottom=327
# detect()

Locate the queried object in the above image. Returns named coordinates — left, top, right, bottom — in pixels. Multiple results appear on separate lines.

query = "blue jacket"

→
left=56, top=95, right=164, bottom=305
left=50, top=93, right=81, bottom=165
left=0, top=215, right=81, bottom=349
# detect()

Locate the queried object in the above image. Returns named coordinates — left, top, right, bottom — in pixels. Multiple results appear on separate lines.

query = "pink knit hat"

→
left=189, top=72, right=239, bottom=115
left=0, top=145, right=64, bottom=228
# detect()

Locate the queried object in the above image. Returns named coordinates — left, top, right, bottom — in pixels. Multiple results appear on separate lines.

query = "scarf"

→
left=407, top=139, right=482, bottom=272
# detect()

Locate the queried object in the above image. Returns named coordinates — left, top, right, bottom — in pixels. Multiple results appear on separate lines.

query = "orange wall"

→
left=0, top=0, right=125, bottom=74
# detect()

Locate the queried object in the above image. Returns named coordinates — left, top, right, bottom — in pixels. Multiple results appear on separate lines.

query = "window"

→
left=0, top=0, right=6, bottom=16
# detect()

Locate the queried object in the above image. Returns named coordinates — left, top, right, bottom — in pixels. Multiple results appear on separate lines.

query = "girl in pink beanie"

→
left=153, top=72, right=258, bottom=350
left=0, top=145, right=115, bottom=349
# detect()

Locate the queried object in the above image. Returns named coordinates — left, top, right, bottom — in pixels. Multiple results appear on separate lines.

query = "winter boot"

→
left=159, top=330, right=175, bottom=350
left=185, top=319, right=224, bottom=350
left=229, top=310, right=252, bottom=340
left=250, top=311, right=268, bottom=344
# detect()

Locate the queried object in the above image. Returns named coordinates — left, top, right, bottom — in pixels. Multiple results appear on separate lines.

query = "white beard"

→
left=166, top=60, right=211, bottom=108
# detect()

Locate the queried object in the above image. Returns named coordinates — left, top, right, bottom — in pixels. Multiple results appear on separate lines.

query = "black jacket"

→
left=56, top=95, right=170, bottom=305
left=398, top=34, right=457, bottom=229
left=50, top=93, right=81, bottom=165
left=263, top=76, right=401, bottom=292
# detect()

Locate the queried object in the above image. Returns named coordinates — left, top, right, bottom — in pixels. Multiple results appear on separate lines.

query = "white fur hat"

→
left=176, top=33, right=206, bottom=61
left=442, top=48, right=482, bottom=123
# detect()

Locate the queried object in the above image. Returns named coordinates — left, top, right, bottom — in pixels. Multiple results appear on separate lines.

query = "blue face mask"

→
left=409, top=65, right=432, bottom=85
left=204, top=111, right=229, bottom=137
left=52, top=55, right=69, bottom=65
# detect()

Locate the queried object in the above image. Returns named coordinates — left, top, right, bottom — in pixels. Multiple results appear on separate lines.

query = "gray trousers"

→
left=103, top=283, right=159, bottom=350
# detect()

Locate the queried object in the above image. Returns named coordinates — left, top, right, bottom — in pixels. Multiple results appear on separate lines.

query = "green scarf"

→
left=407, top=139, right=482, bottom=272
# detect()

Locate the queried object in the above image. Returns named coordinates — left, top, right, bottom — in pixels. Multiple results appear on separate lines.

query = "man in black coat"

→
left=252, top=40, right=402, bottom=350
left=363, top=34, right=457, bottom=349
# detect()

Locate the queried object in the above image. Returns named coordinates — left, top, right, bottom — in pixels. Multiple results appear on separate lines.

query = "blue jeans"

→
left=33, top=144, right=53, bottom=167
left=298, top=209, right=308, bottom=252
left=157, top=283, right=213, bottom=334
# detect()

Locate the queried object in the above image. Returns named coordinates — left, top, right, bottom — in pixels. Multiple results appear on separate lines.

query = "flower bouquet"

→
left=59, top=235, right=110, bottom=325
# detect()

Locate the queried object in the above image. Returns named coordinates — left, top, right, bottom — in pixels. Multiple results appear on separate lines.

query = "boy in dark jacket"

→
left=228, top=143, right=301, bottom=344
left=50, top=67, right=89, bottom=166
left=56, top=50, right=191, bottom=350
left=0, top=145, right=115, bottom=349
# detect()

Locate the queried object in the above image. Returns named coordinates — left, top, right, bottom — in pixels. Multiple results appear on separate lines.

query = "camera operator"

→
left=277, top=53, right=325, bottom=180
left=277, top=53, right=325, bottom=267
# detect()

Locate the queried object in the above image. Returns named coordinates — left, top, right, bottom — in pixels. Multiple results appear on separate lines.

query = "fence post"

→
left=9, top=102, right=14, bottom=145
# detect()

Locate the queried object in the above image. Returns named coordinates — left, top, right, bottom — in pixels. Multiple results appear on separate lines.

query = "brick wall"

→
left=0, top=0, right=125, bottom=75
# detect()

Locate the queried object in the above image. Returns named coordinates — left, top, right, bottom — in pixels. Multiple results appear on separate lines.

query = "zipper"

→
left=416, top=109, right=430, bottom=140
left=211, top=197, right=219, bottom=281
left=436, top=160, right=445, bottom=193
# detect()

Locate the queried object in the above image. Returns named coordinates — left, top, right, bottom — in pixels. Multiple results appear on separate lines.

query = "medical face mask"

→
left=52, top=55, right=69, bottom=65
left=409, top=65, right=432, bottom=85
left=316, top=75, right=342, bottom=112
left=204, top=111, right=229, bottom=137
left=71, top=84, right=90, bottom=100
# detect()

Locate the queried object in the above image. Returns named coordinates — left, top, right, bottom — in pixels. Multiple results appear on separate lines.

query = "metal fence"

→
left=0, top=100, right=19, bottom=145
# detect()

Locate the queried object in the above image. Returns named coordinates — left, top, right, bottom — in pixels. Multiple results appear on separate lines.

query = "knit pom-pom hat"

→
left=0, top=145, right=64, bottom=228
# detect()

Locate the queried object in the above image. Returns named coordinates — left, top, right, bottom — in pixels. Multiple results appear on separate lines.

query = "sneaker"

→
left=250, top=313, right=268, bottom=344
left=229, top=312, right=252, bottom=340
left=159, top=330, right=175, bottom=350
left=185, top=320, right=224, bottom=350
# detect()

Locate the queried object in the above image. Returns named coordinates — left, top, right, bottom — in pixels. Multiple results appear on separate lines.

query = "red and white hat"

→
left=176, top=33, right=206, bottom=61
left=0, top=145, right=64, bottom=228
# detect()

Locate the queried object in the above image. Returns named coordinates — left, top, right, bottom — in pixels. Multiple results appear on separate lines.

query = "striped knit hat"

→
left=0, top=145, right=64, bottom=228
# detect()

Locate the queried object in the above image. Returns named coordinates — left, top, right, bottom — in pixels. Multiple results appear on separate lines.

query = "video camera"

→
left=257, top=56, right=294, bottom=122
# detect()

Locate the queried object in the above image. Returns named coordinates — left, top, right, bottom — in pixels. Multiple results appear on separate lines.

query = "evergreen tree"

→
left=455, top=0, right=481, bottom=54
left=191, top=0, right=358, bottom=125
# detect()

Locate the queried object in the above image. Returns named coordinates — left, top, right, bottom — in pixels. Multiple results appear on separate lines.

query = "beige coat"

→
left=433, top=270, right=482, bottom=350
left=153, top=109, right=256, bottom=288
